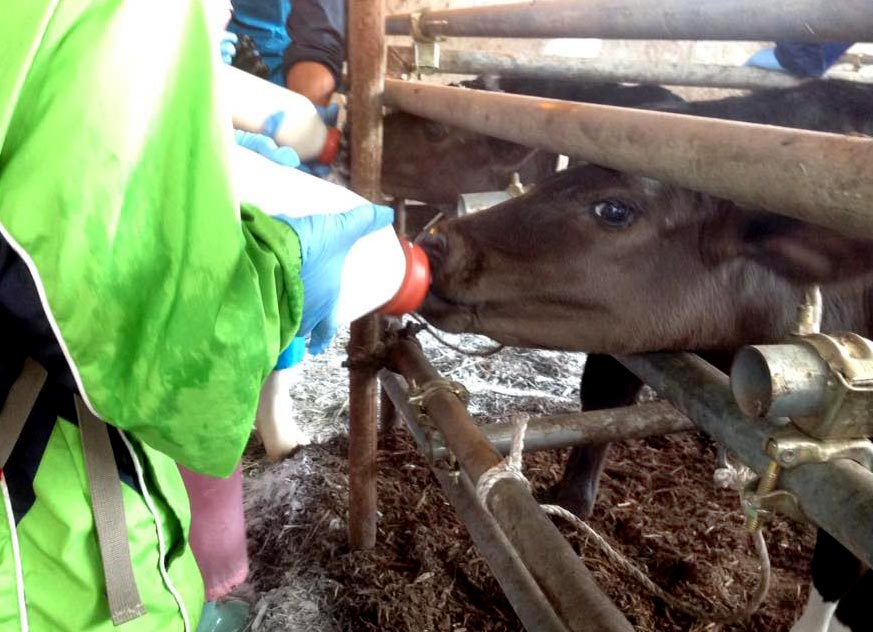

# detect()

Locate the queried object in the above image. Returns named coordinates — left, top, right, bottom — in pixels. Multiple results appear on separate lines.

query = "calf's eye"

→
left=592, top=200, right=635, bottom=228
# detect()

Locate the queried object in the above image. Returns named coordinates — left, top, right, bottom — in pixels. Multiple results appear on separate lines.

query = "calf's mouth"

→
left=418, top=288, right=478, bottom=333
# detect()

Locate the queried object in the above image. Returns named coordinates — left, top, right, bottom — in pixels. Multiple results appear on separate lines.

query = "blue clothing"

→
left=229, top=0, right=346, bottom=87
left=283, top=0, right=346, bottom=86
left=229, top=0, right=292, bottom=85
left=274, top=205, right=395, bottom=355
left=774, top=42, right=853, bottom=78
left=276, top=337, right=307, bottom=369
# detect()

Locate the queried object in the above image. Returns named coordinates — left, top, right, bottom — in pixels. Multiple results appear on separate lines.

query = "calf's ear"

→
left=704, top=205, right=873, bottom=284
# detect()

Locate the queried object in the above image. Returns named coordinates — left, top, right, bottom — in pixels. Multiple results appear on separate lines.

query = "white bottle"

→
left=221, top=65, right=341, bottom=165
left=231, top=144, right=430, bottom=321
left=232, top=145, right=431, bottom=460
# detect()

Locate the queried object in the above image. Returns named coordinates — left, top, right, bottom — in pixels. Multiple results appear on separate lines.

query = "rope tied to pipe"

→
left=407, top=378, right=470, bottom=409
left=474, top=415, right=772, bottom=625
left=476, top=414, right=531, bottom=506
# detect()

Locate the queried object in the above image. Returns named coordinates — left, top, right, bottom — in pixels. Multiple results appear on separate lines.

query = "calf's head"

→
left=419, top=165, right=873, bottom=353
left=379, top=82, right=683, bottom=205
left=381, top=112, right=554, bottom=204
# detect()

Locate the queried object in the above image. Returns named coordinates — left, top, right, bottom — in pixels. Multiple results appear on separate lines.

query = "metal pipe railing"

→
left=386, top=0, right=873, bottom=42
left=617, top=353, right=873, bottom=569
left=388, top=47, right=805, bottom=90
left=346, top=0, right=385, bottom=550
left=387, top=338, right=634, bottom=632
left=427, top=401, right=694, bottom=460
left=383, top=80, right=873, bottom=241
left=381, top=370, right=571, bottom=632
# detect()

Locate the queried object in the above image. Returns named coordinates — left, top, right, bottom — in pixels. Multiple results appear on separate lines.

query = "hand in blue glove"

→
left=746, top=43, right=853, bottom=78
left=220, top=31, right=238, bottom=65
left=745, top=47, right=784, bottom=72
left=314, top=103, right=340, bottom=128
left=234, top=130, right=302, bottom=168
left=262, top=106, right=340, bottom=179
left=295, top=161, right=333, bottom=179
left=275, top=204, right=395, bottom=354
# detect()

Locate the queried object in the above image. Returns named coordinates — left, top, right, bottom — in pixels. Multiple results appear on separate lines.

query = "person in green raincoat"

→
left=0, top=1, right=391, bottom=630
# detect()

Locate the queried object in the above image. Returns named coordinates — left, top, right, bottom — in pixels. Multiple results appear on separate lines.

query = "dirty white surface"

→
left=286, top=324, right=587, bottom=445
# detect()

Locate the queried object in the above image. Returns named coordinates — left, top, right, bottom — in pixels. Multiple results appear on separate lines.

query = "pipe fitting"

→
left=731, top=343, right=831, bottom=419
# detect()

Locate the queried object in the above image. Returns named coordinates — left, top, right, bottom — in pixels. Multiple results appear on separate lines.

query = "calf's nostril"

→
left=418, top=232, right=449, bottom=268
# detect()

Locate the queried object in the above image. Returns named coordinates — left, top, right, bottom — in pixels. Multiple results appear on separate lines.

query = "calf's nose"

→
left=418, top=232, right=449, bottom=270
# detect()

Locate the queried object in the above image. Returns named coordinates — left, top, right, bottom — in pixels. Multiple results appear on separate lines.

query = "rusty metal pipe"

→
left=617, top=353, right=873, bottom=568
left=389, top=338, right=633, bottom=632
left=425, top=402, right=694, bottom=460
left=347, top=0, right=385, bottom=550
left=384, top=81, right=873, bottom=240
left=380, top=370, right=571, bottom=632
left=386, top=0, right=873, bottom=41
left=388, top=47, right=806, bottom=90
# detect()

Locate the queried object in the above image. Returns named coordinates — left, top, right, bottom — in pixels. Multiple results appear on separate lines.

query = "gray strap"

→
left=76, top=398, right=147, bottom=625
left=0, top=358, right=47, bottom=468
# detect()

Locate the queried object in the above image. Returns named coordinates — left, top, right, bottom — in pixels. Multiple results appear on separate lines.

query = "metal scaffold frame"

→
left=345, top=1, right=873, bottom=629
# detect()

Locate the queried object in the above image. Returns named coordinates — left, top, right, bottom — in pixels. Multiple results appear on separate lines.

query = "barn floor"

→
left=241, top=328, right=815, bottom=632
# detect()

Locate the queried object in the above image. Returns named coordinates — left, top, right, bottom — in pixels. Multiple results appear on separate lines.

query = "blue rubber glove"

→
left=773, top=42, right=853, bottom=78
left=234, top=130, right=302, bottom=168
left=746, top=43, right=853, bottom=78
left=275, top=204, right=395, bottom=354
left=745, top=47, right=783, bottom=72
left=315, top=103, right=340, bottom=128
left=220, top=31, right=238, bottom=65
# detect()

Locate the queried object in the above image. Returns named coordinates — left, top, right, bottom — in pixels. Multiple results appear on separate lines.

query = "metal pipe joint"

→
left=731, top=333, right=873, bottom=440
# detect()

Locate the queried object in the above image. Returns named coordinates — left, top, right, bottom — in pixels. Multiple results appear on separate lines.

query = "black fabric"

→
left=0, top=237, right=77, bottom=391
left=283, top=0, right=346, bottom=86
left=0, top=235, right=140, bottom=524
left=774, top=42, right=853, bottom=79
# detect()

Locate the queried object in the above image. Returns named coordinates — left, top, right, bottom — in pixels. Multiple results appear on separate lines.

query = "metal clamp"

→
left=801, top=332, right=873, bottom=387
left=742, top=482, right=806, bottom=527
left=409, top=10, right=446, bottom=43
left=410, top=10, right=445, bottom=75
left=731, top=330, right=873, bottom=439
left=792, top=333, right=873, bottom=439
left=741, top=461, right=805, bottom=529
left=766, top=431, right=873, bottom=471
left=742, top=428, right=873, bottom=528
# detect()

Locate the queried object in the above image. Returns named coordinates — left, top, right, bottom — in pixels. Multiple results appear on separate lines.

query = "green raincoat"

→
left=0, top=1, right=304, bottom=629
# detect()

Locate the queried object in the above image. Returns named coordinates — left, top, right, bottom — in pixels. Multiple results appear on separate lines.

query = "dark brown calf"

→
left=381, top=112, right=555, bottom=204
left=420, top=164, right=873, bottom=352
left=417, top=80, right=873, bottom=632
left=379, top=81, right=684, bottom=205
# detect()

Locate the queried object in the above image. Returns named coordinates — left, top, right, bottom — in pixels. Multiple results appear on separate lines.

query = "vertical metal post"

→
left=347, top=0, right=385, bottom=550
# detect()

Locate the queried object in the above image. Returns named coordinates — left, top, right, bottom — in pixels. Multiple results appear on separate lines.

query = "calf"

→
left=418, top=79, right=873, bottom=632
left=380, top=80, right=684, bottom=205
